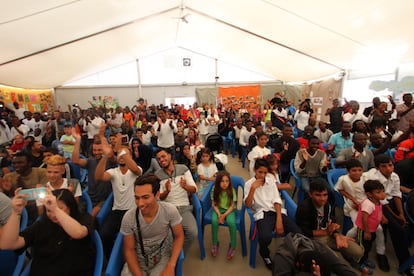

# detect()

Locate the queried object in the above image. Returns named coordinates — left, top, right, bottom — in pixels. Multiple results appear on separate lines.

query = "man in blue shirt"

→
left=327, top=121, right=353, bottom=157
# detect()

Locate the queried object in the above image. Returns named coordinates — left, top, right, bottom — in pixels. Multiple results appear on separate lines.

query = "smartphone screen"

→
left=18, top=187, right=47, bottom=201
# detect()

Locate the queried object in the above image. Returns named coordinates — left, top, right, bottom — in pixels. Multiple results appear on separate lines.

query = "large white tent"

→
left=1, top=0, right=414, bottom=88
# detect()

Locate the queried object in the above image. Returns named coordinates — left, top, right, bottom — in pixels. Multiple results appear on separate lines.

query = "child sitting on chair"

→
left=210, top=171, right=236, bottom=260
left=197, top=148, right=217, bottom=197
left=244, top=158, right=302, bottom=270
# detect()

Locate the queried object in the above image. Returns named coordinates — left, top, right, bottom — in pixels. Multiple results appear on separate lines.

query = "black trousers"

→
left=256, top=211, right=303, bottom=258
left=382, top=199, right=410, bottom=265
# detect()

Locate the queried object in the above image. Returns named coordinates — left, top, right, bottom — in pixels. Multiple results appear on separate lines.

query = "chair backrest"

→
left=105, top=232, right=185, bottom=276
left=280, top=190, right=297, bottom=222
left=330, top=157, right=337, bottom=169
left=68, top=161, right=81, bottom=180
left=388, top=148, right=396, bottom=162
left=230, top=175, right=245, bottom=209
left=81, top=190, right=93, bottom=215
left=200, top=181, right=215, bottom=214
left=68, top=161, right=88, bottom=185
left=327, top=168, right=347, bottom=189
left=200, top=175, right=245, bottom=213
left=105, top=233, right=124, bottom=276
left=96, top=192, right=114, bottom=227
left=191, top=193, right=202, bottom=222
left=20, top=207, right=28, bottom=231
left=93, top=230, right=104, bottom=276
left=289, top=159, right=299, bottom=180
left=327, top=168, right=347, bottom=207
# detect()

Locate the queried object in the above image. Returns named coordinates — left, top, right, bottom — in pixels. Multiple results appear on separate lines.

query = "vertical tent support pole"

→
left=136, top=58, right=142, bottom=99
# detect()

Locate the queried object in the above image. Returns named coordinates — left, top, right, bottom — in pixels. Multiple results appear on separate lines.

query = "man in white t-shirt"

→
left=95, top=144, right=142, bottom=257
left=153, top=109, right=177, bottom=151
left=10, top=116, right=30, bottom=138
left=13, top=102, right=26, bottom=120
left=78, top=110, right=105, bottom=154
left=155, top=148, right=198, bottom=253
left=206, top=108, right=220, bottom=135
left=32, top=112, right=47, bottom=142
left=22, top=111, right=36, bottom=137
left=0, top=119, right=11, bottom=145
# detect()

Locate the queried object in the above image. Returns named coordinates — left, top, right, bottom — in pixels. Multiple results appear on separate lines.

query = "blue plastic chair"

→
left=326, top=168, right=347, bottom=190
left=96, top=192, right=114, bottom=228
left=93, top=230, right=104, bottom=276
left=222, top=131, right=236, bottom=157
left=289, top=159, right=305, bottom=203
left=0, top=208, right=28, bottom=276
left=81, top=188, right=93, bottom=215
left=327, top=168, right=352, bottom=234
left=68, top=161, right=88, bottom=185
left=330, top=157, right=337, bottom=169
left=105, top=232, right=185, bottom=276
left=388, top=148, right=396, bottom=162
left=248, top=190, right=297, bottom=268
left=191, top=193, right=205, bottom=260
left=199, top=176, right=247, bottom=258
left=20, top=230, right=104, bottom=276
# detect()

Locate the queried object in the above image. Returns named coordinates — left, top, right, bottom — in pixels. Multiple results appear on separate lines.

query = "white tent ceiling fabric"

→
left=1, top=0, right=413, bottom=88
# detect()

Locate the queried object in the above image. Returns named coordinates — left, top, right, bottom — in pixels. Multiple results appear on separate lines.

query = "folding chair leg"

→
left=249, top=235, right=259, bottom=268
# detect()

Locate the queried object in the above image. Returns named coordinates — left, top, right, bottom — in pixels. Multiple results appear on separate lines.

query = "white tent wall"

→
left=55, top=82, right=305, bottom=111
left=54, top=85, right=197, bottom=110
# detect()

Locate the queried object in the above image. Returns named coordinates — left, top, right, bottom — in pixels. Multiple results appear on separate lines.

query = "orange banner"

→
left=218, top=85, right=261, bottom=113
left=0, top=84, right=54, bottom=112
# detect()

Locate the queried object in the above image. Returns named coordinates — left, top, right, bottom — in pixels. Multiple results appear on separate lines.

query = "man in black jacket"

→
left=272, top=125, right=299, bottom=182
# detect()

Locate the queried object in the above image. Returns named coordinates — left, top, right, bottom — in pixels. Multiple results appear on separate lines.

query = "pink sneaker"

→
left=226, top=245, right=235, bottom=260
left=211, top=244, right=219, bottom=257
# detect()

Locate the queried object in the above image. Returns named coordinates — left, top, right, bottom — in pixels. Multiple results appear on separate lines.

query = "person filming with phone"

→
left=0, top=188, right=95, bottom=276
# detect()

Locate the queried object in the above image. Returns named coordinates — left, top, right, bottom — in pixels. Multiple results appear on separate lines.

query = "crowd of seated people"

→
left=1, top=92, right=414, bottom=275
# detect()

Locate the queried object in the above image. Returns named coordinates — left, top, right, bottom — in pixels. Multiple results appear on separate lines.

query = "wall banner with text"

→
left=0, top=84, right=54, bottom=112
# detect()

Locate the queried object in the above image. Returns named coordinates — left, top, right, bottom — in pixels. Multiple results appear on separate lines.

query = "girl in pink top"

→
left=355, top=180, right=387, bottom=272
